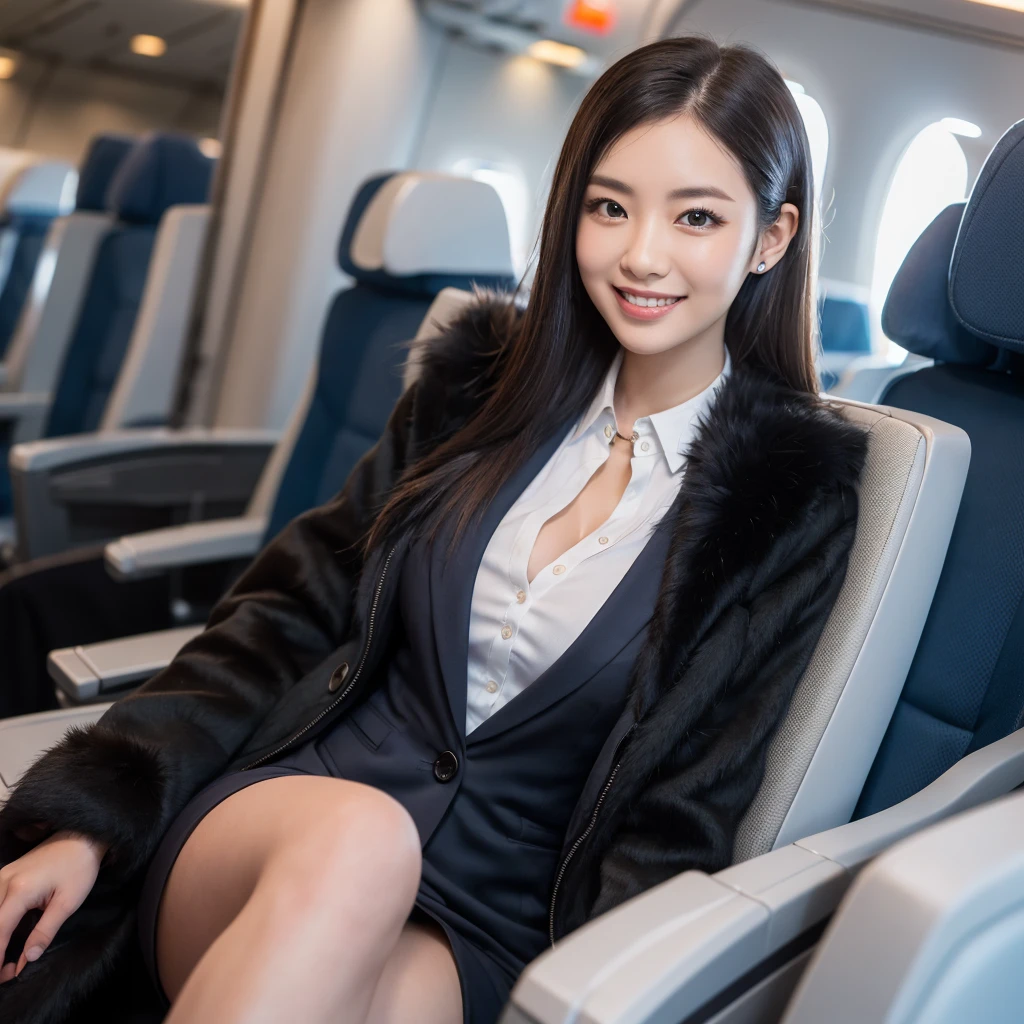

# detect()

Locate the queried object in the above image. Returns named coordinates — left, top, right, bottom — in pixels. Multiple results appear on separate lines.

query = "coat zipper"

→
left=547, top=722, right=638, bottom=946
left=240, top=544, right=398, bottom=771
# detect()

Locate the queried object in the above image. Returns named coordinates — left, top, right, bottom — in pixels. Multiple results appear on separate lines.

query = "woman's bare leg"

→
left=156, top=774, right=423, bottom=1024
left=363, top=919, right=463, bottom=1024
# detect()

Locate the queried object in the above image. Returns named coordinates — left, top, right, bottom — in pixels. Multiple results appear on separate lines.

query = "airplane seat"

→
left=3, top=171, right=515, bottom=715
left=0, top=134, right=136, bottom=399
left=0, top=135, right=215, bottom=560
left=43, top=134, right=214, bottom=440
left=817, top=292, right=871, bottom=391
left=0, top=160, right=77, bottom=359
left=854, top=120, right=1024, bottom=818
left=263, top=171, right=516, bottom=538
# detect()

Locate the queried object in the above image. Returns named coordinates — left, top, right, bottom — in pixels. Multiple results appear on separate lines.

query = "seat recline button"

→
left=328, top=661, right=350, bottom=693
left=433, top=750, right=459, bottom=783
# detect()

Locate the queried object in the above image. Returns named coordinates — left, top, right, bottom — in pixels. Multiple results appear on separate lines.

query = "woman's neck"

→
left=613, top=321, right=727, bottom=432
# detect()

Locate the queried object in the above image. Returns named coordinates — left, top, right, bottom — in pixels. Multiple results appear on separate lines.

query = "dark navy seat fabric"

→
left=818, top=295, right=871, bottom=391
left=263, top=172, right=515, bottom=542
left=856, top=121, right=1024, bottom=816
left=73, top=134, right=137, bottom=214
left=0, top=165, right=77, bottom=359
left=44, top=134, right=214, bottom=439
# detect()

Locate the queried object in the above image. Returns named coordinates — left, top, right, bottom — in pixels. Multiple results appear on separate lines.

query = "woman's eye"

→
left=593, top=200, right=626, bottom=219
left=680, top=208, right=718, bottom=229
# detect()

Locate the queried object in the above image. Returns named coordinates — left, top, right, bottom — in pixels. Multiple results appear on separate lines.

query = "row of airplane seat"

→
left=0, top=168, right=517, bottom=719
left=0, top=120, right=1022, bottom=1022
left=0, top=132, right=217, bottom=561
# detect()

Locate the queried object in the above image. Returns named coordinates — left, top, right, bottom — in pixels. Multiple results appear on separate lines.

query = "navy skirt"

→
left=136, top=763, right=521, bottom=1024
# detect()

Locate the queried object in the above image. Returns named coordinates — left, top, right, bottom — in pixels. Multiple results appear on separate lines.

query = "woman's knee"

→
left=267, top=784, right=422, bottom=918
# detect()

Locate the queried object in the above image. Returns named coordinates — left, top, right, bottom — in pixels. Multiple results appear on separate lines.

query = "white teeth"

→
left=620, top=291, right=680, bottom=308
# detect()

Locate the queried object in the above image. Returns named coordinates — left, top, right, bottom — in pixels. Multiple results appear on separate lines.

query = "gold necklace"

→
left=612, top=428, right=639, bottom=447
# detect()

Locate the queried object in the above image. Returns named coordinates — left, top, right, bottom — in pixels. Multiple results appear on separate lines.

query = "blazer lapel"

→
left=430, top=419, right=574, bottom=739
left=466, top=514, right=674, bottom=747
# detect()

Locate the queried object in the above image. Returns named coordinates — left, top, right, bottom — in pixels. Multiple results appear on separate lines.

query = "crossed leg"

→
left=155, top=775, right=462, bottom=1024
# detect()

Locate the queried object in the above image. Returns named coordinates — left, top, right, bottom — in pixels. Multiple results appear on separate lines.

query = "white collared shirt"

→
left=464, top=346, right=732, bottom=735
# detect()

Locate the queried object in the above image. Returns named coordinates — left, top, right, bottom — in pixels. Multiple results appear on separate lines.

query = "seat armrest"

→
left=0, top=704, right=115, bottom=796
left=782, top=789, right=1024, bottom=1023
left=48, top=626, right=204, bottom=702
left=9, top=427, right=279, bottom=473
left=104, top=515, right=268, bottom=580
left=503, top=727, right=1024, bottom=1024
left=0, top=392, right=49, bottom=444
left=9, top=428, right=279, bottom=562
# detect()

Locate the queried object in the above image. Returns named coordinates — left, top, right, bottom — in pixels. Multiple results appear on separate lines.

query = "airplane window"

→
left=871, top=121, right=970, bottom=361
left=786, top=80, right=829, bottom=199
left=453, top=158, right=532, bottom=276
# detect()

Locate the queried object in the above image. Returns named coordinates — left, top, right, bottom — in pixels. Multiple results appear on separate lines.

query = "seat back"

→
left=734, top=396, right=969, bottom=855
left=856, top=119, right=1024, bottom=817
left=2, top=135, right=136, bottom=395
left=817, top=289, right=872, bottom=391
left=0, top=160, right=77, bottom=358
left=43, top=134, right=214, bottom=439
left=255, top=171, right=515, bottom=543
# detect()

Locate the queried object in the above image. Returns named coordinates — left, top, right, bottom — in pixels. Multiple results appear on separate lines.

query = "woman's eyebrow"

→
left=588, top=174, right=734, bottom=203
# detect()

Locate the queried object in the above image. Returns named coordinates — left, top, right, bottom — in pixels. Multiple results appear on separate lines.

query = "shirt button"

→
left=603, top=424, right=613, bottom=439
left=640, top=441, right=650, bottom=452
left=501, top=625, right=513, bottom=639
left=552, top=564, right=566, bottom=575
left=486, top=680, right=498, bottom=693
left=433, top=750, right=459, bottom=783
left=599, top=536, right=609, bottom=544
left=327, top=661, right=350, bottom=693
left=516, top=589, right=526, bottom=603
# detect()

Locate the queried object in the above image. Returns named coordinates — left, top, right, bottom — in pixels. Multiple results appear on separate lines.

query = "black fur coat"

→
left=0, top=295, right=867, bottom=1022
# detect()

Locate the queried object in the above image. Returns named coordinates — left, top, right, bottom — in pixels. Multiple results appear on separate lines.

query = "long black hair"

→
left=364, top=36, right=819, bottom=562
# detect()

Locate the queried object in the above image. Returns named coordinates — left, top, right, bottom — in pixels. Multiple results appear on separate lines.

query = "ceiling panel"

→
left=777, top=0, right=1024, bottom=48
left=0, top=0, right=246, bottom=89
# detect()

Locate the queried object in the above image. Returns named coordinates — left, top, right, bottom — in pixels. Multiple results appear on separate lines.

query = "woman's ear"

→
left=751, top=202, right=800, bottom=274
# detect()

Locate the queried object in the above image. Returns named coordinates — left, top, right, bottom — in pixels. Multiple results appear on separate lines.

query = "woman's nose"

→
left=619, top=219, right=672, bottom=281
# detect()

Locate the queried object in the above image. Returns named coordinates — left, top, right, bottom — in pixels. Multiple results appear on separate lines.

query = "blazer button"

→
left=327, top=661, right=350, bottom=693
left=433, top=750, right=459, bottom=783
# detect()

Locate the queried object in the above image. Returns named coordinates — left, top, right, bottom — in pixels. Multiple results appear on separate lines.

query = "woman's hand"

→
left=0, top=830, right=109, bottom=983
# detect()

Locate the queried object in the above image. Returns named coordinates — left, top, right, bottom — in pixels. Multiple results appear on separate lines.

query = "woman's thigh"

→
left=155, top=773, right=419, bottom=1003
left=364, top=919, right=463, bottom=1024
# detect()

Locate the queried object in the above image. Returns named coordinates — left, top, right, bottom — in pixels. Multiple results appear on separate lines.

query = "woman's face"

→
left=576, top=113, right=795, bottom=357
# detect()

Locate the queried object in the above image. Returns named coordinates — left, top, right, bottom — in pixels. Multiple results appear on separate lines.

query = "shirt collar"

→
left=571, top=346, right=732, bottom=474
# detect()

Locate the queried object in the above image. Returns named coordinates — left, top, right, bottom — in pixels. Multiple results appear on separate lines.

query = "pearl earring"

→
left=757, top=261, right=767, bottom=273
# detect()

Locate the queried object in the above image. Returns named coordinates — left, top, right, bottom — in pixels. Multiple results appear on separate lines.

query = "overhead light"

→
left=963, top=0, right=1024, bottom=11
left=942, top=117, right=982, bottom=137
left=527, top=39, right=588, bottom=69
left=131, top=34, right=167, bottom=58
left=0, top=55, right=16, bottom=80
left=198, top=137, right=222, bottom=158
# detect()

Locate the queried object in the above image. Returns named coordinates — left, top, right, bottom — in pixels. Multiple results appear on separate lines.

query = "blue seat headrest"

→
left=338, top=171, right=516, bottom=297
left=881, top=202, right=995, bottom=366
left=949, top=117, right=1024, bottom=355
left=1, top=160, right=77, bottom=219
left=107, top=133, right=215, bottom=226
left=819, top=294, right=871, bottom=353
left=75, top=134, right=136, bottom=212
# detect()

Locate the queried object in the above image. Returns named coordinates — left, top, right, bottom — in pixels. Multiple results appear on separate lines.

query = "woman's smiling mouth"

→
left=612, top=285, right=685, bottom=320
